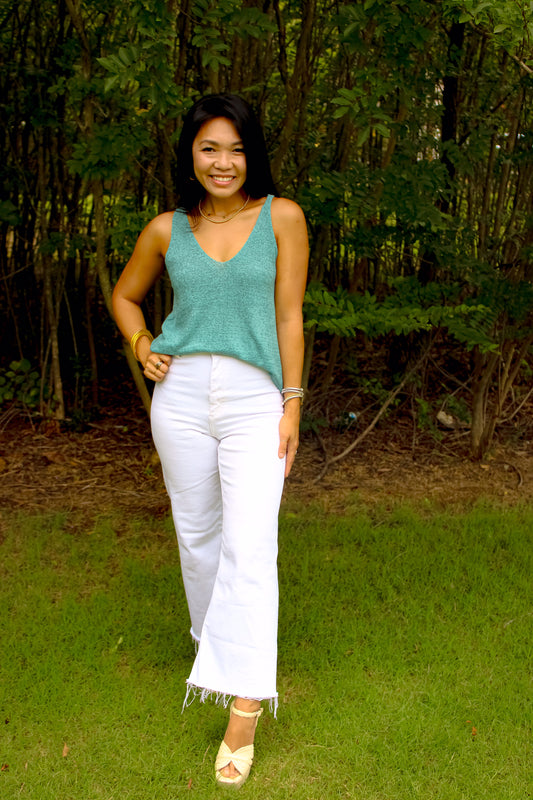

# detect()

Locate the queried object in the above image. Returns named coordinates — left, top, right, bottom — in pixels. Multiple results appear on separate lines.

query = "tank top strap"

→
left=171, top=208, right=190, bottom=234
left=261, top=194, right=274, bottom=220
left=249, top=194, right=273, bottom=240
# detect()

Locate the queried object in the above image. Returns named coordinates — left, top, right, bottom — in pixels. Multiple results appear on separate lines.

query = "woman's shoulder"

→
left=270, top=196, right=306, bottom=230
left=136, top=211, right=175, bottom=256
left=144, top=211, right=174, bottom=239
left=147, top=210, right=175, bottom=234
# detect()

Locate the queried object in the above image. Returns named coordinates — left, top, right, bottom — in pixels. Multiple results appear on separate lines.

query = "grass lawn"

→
left=1, top=500, right=532, bottom=799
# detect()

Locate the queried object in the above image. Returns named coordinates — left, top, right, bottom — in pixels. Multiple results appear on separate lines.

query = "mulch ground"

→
left=1, top=401, right=531, bottom=519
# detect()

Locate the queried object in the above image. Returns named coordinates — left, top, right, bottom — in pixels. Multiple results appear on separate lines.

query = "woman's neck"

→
left=201, top=190, right=248, bottom=218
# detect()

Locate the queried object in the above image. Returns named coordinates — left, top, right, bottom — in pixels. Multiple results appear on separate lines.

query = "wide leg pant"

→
left=150, top=354, right=285, bottom=711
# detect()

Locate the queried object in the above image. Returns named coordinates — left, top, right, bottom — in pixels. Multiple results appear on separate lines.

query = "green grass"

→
left=1, top=501, right=532, bottom=799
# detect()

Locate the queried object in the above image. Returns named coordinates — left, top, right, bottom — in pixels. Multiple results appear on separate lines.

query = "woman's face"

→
left=192, top=117, right=247, bottom=200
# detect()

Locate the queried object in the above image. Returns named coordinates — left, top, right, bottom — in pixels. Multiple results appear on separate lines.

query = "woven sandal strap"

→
left=230, top=701, right=263, bottom=719
left=215, top=741, right=254, bottom=774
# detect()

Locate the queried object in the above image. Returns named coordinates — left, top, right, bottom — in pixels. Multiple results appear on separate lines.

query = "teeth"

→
left=212, top=176, right=233, bottom=181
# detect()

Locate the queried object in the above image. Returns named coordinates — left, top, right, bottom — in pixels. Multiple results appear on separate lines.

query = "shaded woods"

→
left=1, top=0, right=532, bottom=459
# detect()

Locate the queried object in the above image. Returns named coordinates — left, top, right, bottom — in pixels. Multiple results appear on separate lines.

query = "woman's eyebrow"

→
left=198, top=138, right=244, bottom=146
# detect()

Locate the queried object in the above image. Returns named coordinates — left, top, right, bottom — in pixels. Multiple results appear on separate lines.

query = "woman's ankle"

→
left=233, top=697, right=261, bottom=713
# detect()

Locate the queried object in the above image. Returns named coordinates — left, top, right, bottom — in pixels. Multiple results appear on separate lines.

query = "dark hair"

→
left=175, top=94, right=278, bottom=212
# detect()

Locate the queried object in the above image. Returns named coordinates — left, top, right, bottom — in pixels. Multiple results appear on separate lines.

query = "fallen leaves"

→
left=466, top=720, right=478, bottom=740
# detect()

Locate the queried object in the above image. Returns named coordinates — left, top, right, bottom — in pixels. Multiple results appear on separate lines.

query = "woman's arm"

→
left=112, top=212, right=173, bottom=381
left=272, top=197, right=309, bottom=477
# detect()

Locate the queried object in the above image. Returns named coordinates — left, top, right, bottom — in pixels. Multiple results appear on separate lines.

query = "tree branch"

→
left=313, top=340, right=434, bottom=483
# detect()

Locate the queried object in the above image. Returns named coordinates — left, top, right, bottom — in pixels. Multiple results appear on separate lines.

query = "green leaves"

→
left=331, top=82, right=393, bottom=141
left=0, top=360, right=41, bottom=408
left=190, top=0, right=276, bottom=71
left=0, top=200, right=21, bottom=226
left=447, top=0, right=533, bottom=65
left=303, top=277, right=514, bottom=353
left=98, top=45, right=141, bottom=93
left=67, top=120, right=150, bottom=180
left=97, top=36, right=184, bottom=114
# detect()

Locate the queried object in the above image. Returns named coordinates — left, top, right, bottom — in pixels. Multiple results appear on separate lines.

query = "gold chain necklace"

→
left=198, top=194, right=250, bottom=224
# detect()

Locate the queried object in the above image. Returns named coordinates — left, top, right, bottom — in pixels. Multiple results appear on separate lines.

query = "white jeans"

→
left=151, top=354, right=285, bottom=712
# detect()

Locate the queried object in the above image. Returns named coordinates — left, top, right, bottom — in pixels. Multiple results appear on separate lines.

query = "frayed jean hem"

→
left=183, top=681, right=278, bottom=717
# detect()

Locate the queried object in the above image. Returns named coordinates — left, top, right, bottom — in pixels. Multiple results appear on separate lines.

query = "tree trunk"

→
left=270, top=0, right=316, bottom=183
left=92, top=180, right=152, bottom=414
left=320, top=334, right=341, bottom=391
left=419, top=20, right=465, bottom=285
left=302, top=325, right=316, bottom=393
left=84, top=258, right=99, bottom=407
left=37, top=132, right=65, bottom=419
left=470, top=348, right=498, bottom=459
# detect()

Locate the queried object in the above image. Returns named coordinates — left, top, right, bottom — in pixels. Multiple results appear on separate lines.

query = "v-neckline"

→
left=187, top=197, right=268, bottom=264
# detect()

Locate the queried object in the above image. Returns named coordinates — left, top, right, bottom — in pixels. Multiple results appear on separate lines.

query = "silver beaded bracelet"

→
left=281, top=387, right=304, bottom=405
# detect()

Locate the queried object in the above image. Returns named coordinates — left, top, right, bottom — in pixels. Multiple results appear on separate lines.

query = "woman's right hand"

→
left=143, top=351, right=172, bottom=383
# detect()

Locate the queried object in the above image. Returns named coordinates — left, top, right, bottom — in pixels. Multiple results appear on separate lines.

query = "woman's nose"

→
left=214, top=151, right=232, bottom=168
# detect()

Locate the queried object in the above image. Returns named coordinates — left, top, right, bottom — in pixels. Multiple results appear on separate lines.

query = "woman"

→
left=112, top=94, right=308, bottom=788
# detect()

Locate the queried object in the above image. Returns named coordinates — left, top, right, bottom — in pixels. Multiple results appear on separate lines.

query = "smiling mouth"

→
left=210, top=175, right=234, bottom=182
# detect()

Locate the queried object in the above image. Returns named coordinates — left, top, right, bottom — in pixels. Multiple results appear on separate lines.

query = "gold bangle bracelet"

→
left=130, top=328, right=153, bottom=361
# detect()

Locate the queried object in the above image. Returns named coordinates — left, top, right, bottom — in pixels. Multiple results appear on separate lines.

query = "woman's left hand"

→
left=143, top=352, right=172, bottom=383
left=278, top=407, right=300, bottom=477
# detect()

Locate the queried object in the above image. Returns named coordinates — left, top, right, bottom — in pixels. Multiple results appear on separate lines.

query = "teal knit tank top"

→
left=151, top=194, right=282, bottom=390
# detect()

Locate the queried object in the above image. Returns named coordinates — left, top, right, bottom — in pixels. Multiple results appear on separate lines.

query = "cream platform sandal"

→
left=215, top=701, right=263, bottom=788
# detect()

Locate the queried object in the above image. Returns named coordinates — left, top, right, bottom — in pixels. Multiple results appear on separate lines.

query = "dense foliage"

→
left=1, top=0, right=532, bottom=457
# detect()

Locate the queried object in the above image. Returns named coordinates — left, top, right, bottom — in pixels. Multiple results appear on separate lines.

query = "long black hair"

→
left=175, top=94, right=278, bottom=213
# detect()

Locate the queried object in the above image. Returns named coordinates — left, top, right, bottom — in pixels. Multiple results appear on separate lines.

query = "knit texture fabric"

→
left=151, top=195, right=283, bottom=389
